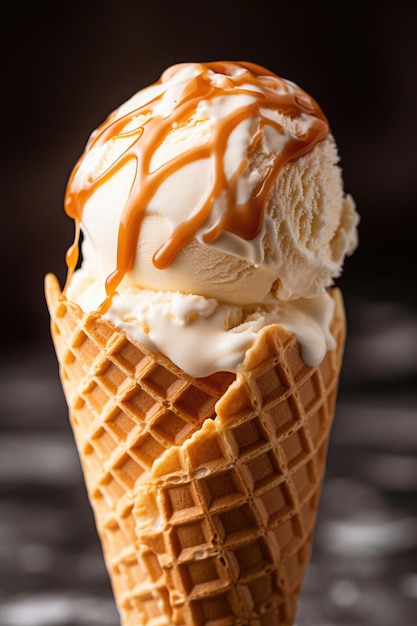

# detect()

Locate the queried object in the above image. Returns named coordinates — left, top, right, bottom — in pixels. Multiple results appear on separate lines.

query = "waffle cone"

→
left=45, top=272, right=346, bottom=626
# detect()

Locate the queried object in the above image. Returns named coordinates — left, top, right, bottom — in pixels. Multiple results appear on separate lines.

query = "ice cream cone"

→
left=45, top=271, right=346, bottom=626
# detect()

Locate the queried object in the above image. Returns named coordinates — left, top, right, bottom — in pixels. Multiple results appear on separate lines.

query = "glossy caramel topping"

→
left=64, top=61, right=329, bottom=307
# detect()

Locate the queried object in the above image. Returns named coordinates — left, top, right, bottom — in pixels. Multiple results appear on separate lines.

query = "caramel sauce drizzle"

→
left=64, top=61, right=329, bottom=312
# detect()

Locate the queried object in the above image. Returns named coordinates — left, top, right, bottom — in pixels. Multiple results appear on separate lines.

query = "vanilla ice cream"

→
left=63, top=61, right=359, bottom=376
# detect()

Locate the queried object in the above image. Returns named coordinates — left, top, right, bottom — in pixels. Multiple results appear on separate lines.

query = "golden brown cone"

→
left=45, top=272, right=346, bottom=626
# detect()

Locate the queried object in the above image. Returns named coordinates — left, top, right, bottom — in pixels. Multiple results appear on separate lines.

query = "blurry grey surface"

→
left=1, top=299, right=416, bottom=626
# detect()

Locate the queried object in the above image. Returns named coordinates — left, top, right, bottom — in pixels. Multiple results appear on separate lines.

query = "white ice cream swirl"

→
left=64, top=61, right=359, bottom=376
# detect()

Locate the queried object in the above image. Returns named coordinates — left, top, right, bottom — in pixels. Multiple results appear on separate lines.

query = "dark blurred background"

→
left=1, top=1, right=416, bottom=625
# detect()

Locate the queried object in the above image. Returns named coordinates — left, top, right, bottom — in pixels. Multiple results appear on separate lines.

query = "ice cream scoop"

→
left=63, top=61, right=359, bottom=375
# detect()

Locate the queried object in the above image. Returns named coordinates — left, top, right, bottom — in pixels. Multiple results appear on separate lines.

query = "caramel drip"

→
left=64, top=61, right=329, bottom=311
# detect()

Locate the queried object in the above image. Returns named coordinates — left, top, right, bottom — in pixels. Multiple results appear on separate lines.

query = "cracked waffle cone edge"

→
left=45, top=272, right=346, bottom=626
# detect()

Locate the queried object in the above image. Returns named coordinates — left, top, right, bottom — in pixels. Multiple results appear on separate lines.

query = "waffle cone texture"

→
left=45, top=273, right=346, bottom=626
